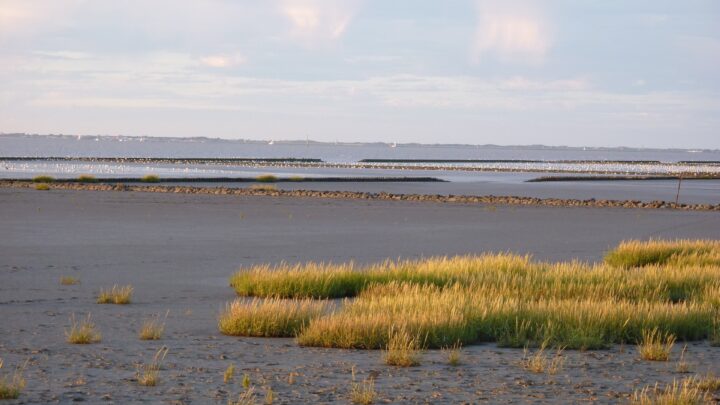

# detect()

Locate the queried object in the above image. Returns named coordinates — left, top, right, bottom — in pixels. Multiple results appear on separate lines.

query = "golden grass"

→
left=606, top=239, right=720, bottom=268
left=384, top=328, right=421, bottom=367
left=350, top=366, right=377, bottom=405
left=445, top=342, right=462, bottom=366
left=693, top=373, right=720, bottom=392
left=522, top=342, right=565, bottom=374
left=0, top=359, right=26, bottom=400
left=224, top=364, right=235, bottom=384
left=60, top=276, right=80, bottom=285
left=228, top=240, right=720, bottom=351
left=631, top=378, right=710, bottom=405
left=638, top=328, right=676, bottom=361
left=137, top=346, right=168, bottom=387
left=139, top=311, right=168, bottom=340
left=218, top=297, right=329, bottom=337
left=34, top=183, right=50, bottom=190
left=65, top=314, right=101, bottom=344
left=97, top=284, right=133, bottom=304
left=229, top=387, right=256, bottom=405
left=242, top=373, right=251, bottom=390
left=264, top=386, right=274, bottom=404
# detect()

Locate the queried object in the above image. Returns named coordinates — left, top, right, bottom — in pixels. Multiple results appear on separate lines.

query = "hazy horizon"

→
left=1, top=1, right=719, bottom=148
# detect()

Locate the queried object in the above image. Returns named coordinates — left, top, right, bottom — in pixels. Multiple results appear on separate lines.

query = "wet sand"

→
left=1, top=188, right=720, bottom=403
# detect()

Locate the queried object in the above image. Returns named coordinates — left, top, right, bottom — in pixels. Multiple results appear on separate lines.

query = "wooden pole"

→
left=675, top=175, right=683, bottom=205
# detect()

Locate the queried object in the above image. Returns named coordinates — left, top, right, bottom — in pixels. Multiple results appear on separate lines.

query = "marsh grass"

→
left=141, top=174, right=160, bottom=183
left=32, top=175, right=54, bottom=183
left=693, top=373, right=720, bottom=392
left=710, top=316, right=720, bottom=347
left=77, top=175, right=98, bottom=183
left=97, top=284, right=133, bottom=304
left=638, top=328, right=676, bottom=361
left=676, top=345, right=690, bottom=373
left=631, top=378, right=709, bottom=405
left=229, top=387, right=256, bottom=405
left=256, top=174, right=278, bottom=183
left=218, top=298, right=328, bottom=337
left=606, top=239, right=720, bottom=268
left=34, top=183, right=50, bottom=190
left=60, top=276, right=80, bottom=285
left=0, top=359, right=26, bottom=400
left=139, top=311, right=168, bottom=340
left=350, top=366, right=377, bottom=405
left=65, top=314, right=101, bottom=344
left=242, top=374, right=251, bottom=390
left=289, top=176, right=305, bottom=182
left=384, top=328, right=422, bottom=367
left=137, top=346, right=168, bottom=387
left=444, top=342, right=462, bottom=366
left=264, top=386, right=274, bottom=404
left=233, top=240, right=720, bottom=351
left=522, top=342, right=565, bottom=374
left=224, top=364, right=235, bottom=384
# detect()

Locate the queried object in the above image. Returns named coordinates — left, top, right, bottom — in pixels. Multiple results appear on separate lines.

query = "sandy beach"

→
left=2, top=188, right=720, bottom=403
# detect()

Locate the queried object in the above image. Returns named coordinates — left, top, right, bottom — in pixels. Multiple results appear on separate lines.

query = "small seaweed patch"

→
left=34, top=183, right=50, bottom=190
left=77, top=175, right=98, bottom=183
left=60, top=276, right=80, bottom=285
left=32, top=175, right=54, bottom=183
left=141, top=174, right=160, bottom=183
left=0, top=359, right=26, bottom=400
left=97, top=285, right=133, bottom=304
left=218, top=298, right=328, bottom=337
left=65, top=314, right=101, bottom=344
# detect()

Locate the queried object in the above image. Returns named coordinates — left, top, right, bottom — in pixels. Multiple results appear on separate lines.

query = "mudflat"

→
left=1, top=188, right=720, bottom=403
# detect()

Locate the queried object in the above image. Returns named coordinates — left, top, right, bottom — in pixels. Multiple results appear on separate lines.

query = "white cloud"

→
left=472, top=0, right=552, bottom=64
left=199, top=53, right=246, bottom=68
left=278, top=0, right=362, bottom=46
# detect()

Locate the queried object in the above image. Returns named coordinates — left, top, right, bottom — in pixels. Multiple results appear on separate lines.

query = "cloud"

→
left=199, top=53, right=246, bottom=68
left=278, top=0, right=362, bottom=46
left=472, top=0, right=552, bottom=64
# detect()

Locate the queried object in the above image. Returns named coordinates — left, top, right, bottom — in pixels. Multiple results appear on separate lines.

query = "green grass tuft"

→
left=218, top=297, right=328, bottom=337
left=140, top=174, right=160, bottom=183
left=605, top=239, right=720, bottom=268
left=77, top=175, right=98, bottom=183
left=256, top=174, right=278, bottom=183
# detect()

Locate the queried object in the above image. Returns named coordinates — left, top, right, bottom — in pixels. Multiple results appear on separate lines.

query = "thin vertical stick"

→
left=675, top=176, right=683, bottom=205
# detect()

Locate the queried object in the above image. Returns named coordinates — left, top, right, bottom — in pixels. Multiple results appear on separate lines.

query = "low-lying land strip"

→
left=2, top=180, right=718, bottom=211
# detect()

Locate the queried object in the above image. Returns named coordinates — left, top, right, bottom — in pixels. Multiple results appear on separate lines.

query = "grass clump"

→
left=0, top=359, right=26, bottom=400
left=256, top=174, right=278, bottom=183
left=137, top=346, right=168, bottom=387
left=229, top=387, right=256, bottom=405
left=631, top=378, right=709, bottom=405
left=140, top=174, right=160, bottom=183
left=60, top=276, right=80, bottom=285
left=77, top=175, right=98, bottom=183
left=97, top=284, right=133, bottom=304
left=224, top=364, right=235, bottom=384
left=350, top=366, right=377, bottom=405
left=65, top=314, right=101, bottom=344
left=445, top=342, right=462, bottom=366
left=218, top=297, right=328, bottom=337
left=384, top=328, right=422, bottom=367
left=34, top=183, right=50, bottom=190
left=139, top=311, right=168, bottom=340
left=638, top=328, right=676, bottom=361
left=289, top=176, right=305, bottom=182
left=605, top=239, right=720, bottom=268
left=32, top=175, right=54, bottom=183
left=522, top=342, right=565, bottom=374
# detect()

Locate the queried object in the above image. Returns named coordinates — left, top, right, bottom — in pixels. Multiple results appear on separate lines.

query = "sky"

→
left=0, top=0, right=719, bottom=148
